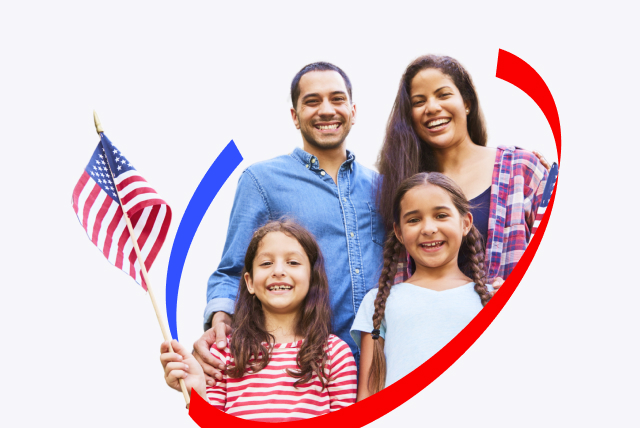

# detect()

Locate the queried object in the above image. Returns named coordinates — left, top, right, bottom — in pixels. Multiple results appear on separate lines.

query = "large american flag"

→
left=72, top=133, right=172, bottom=290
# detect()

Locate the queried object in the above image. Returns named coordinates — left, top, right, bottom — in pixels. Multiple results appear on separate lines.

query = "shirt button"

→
left=311, top=158, right=316, bottom=164
left=343, top=197, right=347, bottom=202
left=320, top=171, right=326, bottom=176
left=355, top=269, right=360, bottom=274
left=306, top=164, right=309, bottom=168
left=350, top=232, right=354, bottom=237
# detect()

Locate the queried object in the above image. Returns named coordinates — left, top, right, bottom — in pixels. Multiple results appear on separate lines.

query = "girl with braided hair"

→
left=351, top=172, right=493, bottom=399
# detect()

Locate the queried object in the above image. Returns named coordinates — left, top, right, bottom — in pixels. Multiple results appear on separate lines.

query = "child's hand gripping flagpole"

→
left=94, top=111, right=191, bottom=407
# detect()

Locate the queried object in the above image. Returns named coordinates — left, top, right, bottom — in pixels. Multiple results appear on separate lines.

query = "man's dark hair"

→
left=290, top=62, right=353, bottom=109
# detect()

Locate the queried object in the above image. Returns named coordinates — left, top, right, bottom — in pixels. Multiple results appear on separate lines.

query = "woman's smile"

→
left=410, top=68, right=471, bottom=150
left=424, top=117, right=451, bottom=132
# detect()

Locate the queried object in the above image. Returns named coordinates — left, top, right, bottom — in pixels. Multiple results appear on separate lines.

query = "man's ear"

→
left=350, top=102, right=357, bottom=125
left=393, top=222, right=403, bottom=244
left=290, top=108, right=300, bottom=130
left=244, top=272, right=255, bottom=294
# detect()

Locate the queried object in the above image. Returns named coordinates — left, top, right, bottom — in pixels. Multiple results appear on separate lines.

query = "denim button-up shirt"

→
left=205, top=147, right=385, bottom=362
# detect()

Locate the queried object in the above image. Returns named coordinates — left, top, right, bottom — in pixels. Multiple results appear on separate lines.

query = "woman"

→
left=377, top=55, right=550, bottom=283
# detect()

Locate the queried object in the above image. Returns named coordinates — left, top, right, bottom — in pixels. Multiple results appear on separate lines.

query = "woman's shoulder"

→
left=497, top=145, right=543, bottom=164
left=496, top=146, right=546, bottom=178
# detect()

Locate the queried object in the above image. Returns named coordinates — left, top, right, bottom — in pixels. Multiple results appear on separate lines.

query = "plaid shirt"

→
left=395, top=146, right=549, bottom=284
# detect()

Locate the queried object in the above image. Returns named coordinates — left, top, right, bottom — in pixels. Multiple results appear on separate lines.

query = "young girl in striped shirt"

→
left=161, top=220, right=357, bottom=421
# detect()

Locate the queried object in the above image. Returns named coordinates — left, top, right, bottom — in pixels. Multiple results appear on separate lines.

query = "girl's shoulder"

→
left=326, top=334, right=352, bottom=351
left=362, top=283, right=413, bottom=304
left=327, top=334, right=348, bottom=345
left=325, top=334, right=354, bottom=359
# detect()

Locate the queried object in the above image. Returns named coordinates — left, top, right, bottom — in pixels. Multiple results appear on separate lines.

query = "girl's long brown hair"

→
left=368, top=172, right=492, bottom=394
left=377, top=54, right=488, bottom=230
left=227, top=219, right=333, bottom=389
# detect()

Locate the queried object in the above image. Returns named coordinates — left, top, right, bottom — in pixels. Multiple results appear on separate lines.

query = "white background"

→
left=1, top=1, right=638, bottom=426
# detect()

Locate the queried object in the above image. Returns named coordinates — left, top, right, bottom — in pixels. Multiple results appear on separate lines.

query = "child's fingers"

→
left=165, top=369, right=189, bottom=390
left=160, top=341, right=173, bottom=354
left=164, top=361, right=190, bottom=379
left=169, top=339, right=192, bottom=359
left=160, top=351, right=183, bottom=368
left=161, top=339, right=189, bottom=358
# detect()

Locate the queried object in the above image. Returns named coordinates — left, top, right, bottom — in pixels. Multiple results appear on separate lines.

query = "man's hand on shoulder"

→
left=193, top=311, right=232, bottom=386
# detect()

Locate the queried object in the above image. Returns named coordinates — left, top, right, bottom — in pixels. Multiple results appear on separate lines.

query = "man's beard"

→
left=300, top=123, right=351, bottom=151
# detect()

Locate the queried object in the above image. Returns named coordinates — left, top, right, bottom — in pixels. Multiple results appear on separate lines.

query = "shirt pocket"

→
left=367, top=202, right=387, bottom=247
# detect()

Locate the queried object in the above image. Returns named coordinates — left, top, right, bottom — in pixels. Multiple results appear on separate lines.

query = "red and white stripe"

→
left=72, top=170, right=171, bottom=290
left=531, top=205, right=545, bottom=236
left=206, top=334, right=357, bottom=422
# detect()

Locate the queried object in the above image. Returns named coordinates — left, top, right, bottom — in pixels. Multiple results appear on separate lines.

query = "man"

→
left=193, top=62, right=386, bottom=386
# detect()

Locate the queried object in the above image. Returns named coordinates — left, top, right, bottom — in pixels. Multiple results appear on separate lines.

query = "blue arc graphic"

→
left=165, top=141, right=243, bottom=341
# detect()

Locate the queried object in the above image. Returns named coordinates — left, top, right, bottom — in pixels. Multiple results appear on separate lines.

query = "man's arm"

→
left=194, top=169, right=270, bottom=385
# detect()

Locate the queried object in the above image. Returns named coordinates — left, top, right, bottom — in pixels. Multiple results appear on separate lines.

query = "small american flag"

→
left=72, top=133, right=171, bottom=290
left=531, top=162, right=558, bottom=237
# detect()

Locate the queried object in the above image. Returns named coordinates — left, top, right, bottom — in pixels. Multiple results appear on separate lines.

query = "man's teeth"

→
left=317, top=124, right=339, bottom=130
left=269, top=285, right=292, bottom=291
left=421, top=242, right=442, bottom=247
left=426, top=118, right=451, bottom=128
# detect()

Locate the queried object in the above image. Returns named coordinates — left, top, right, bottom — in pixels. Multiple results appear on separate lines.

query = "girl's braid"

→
left=465, top=226, right=491, bottom=306
left=368, top=230, right=403, bottom=393
left=372, top=231, right=402, bottom=329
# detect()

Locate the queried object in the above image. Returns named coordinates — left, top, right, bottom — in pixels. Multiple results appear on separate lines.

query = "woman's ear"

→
left=393, top=222, right=403, bottom=244
left=244, top=272, right=255, bottom=294
left=463, top=212, right=473, bottom=236
left=464, top=100, right=470, bottom=114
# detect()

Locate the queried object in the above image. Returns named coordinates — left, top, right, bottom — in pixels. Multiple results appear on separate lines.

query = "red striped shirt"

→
left=205, top=334, right=357, bottom=422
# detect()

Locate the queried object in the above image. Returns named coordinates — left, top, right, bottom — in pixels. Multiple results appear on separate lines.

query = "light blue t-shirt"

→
left=350, top=282, right=492, bottom=387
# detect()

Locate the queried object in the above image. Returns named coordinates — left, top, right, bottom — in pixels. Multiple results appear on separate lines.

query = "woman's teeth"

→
left=426, top=118, right=451, bottom=129
left=316, top=124, right=339, bottom=130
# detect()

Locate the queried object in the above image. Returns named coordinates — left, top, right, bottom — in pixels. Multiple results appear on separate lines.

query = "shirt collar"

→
left=290, top=147, right=356, bottom=171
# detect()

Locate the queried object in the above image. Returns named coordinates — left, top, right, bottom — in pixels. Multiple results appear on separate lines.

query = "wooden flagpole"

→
left=94, top=111, right=191, bottom=407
